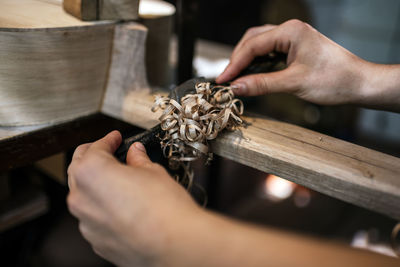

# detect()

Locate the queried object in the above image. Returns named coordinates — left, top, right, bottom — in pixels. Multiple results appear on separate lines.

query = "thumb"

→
left=231, top=66, right=301, bottom=96
left=126, top=142, right=152, bottom=168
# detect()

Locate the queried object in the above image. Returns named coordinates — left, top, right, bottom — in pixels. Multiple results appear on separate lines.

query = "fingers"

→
left=89, top=130, right=122, bottom=155
left=217, top=20, right=310, bottom=84
left=231, top=66, right=303, bottom=96
left=68, top=131, right=122, bottom=190
left=68, top=143, right=91, bottom=190
left=233, top=24, right=277, bottom=57
left=126, top=142, right=152, bottom=168
left=217, top=28, right=283, bottom=84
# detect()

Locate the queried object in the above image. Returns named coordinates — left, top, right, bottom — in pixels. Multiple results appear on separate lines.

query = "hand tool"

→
left=115, top=52, right=287, bottom=162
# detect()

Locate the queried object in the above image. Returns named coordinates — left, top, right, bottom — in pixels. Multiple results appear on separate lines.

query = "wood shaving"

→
left=152, top=82, right=244, bottom=188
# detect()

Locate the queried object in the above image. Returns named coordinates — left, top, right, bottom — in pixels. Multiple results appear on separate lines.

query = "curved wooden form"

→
left=0, top=24, right=114, bottom=126
left=0, top=0, right=149, bottom=126
left=0, top=0, right=112, bottom=126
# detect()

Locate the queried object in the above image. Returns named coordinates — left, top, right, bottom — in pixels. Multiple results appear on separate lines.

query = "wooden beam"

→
left=63, top=0, right=140, bottom=21
left=62, top=0, right=98, bottom=21
left=99, top=0, right=140, bottom=20
left=104, top=92, right=400, bottom=220
left=0, top=186, right=49, bottom=232
left=0, top=114, right=138, bottom=172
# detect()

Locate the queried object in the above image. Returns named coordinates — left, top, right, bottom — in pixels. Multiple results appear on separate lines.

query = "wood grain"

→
left=99, top=0, right=140, bottom=20
left=0, top=23, right=115, bottom=126
left=101, top=22, right=150, bottom=120
left=1, top=0, right=137, bottom=126
left=108, top=92, right=400, bottom=220
left=0, top=0, right=92, bottom=28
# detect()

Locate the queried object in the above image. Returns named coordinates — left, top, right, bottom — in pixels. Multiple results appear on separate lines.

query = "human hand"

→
left=217, top=19, right=370, bottom=106
left=67, top=131, right=203, bottom=267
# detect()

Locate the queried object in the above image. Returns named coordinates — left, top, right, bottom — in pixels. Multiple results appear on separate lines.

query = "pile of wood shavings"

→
left=151, top=82, right=244, bottom=189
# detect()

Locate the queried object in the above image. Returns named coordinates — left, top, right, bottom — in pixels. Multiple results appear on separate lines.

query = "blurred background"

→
left=1, top=0, right=399, bottom=266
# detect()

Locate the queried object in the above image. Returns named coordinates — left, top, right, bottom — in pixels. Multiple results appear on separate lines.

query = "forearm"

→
left=358, top=63, right=400, bottom=112
left=162, top=210, right=398, bottom=267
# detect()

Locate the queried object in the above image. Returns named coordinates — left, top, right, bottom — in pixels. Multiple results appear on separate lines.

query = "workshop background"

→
left=1, top=0, right=399, bottom=266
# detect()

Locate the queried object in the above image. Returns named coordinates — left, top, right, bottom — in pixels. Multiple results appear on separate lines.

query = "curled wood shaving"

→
left=152, top=82, right=244, bottom=188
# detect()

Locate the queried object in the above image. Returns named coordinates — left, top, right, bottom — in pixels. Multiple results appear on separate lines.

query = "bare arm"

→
left=216, top=19, right=400, bottom=112
left=67, top=131, right=398, bottom=267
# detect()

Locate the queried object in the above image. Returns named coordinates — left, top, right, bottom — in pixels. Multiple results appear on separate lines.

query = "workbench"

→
left=0, top=114, right=137, bottom=172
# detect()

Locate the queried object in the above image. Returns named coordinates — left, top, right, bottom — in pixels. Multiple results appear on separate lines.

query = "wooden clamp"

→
left=63, top=0, right=140, bottom=21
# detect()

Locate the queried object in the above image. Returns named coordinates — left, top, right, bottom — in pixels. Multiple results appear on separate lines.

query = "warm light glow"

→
left=139, top=0, right=176, bottom=18
left=263, top=174, right=295, bottom=201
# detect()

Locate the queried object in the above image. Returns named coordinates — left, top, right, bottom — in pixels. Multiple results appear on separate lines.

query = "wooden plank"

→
left=108, top=91, right=400, bottom=220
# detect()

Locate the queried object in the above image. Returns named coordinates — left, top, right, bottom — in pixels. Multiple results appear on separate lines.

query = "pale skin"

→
left=68, top=20, right=400, bottom=266
left=217, top=19, right=400, bottom=112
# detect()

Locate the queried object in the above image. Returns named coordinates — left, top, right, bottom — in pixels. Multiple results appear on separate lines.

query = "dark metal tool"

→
left=114, top=52, right=287, bottom=163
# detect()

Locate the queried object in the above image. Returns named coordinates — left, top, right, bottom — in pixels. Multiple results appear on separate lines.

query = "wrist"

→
left=356, top=62, right=400, bottom=111
left=159, top=208, right=243, bottom=267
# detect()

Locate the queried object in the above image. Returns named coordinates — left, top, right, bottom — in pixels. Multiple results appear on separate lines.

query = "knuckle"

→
left=242, top=39, right=256, bottom=56
left=73, top=156, right=102, bottom=185
left=92, top=246, right=103, bottom=257
left=73, top=161, right=90, bottom=183
left=66, top=193, right=80, bottom=216
left=67, top=163, right=74, bottom=177
left=284, top=19, right=312, bottom=33
left=285, top=19, right=303, bottom=27
left=78, top=223, right=90, bottom=239
left=75, top=144, right=86, bottom=153
left=245, top=27, right=258, bottom=35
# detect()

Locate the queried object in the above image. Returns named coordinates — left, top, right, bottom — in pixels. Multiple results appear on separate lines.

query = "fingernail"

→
left=231, top=83, right=247, bottom=94
left=133, top=142, right=146, bottom=152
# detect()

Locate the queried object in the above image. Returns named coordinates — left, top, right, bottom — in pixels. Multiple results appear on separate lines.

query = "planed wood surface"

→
left=0, top=23, right=115, bottom=126
left=0, top=0, right=92, bottom=28
left=106, top=92, right=400, bottom=220
left=102, top=22, right=150, bottom=119
left=0, top=0, right=146, bottom=126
